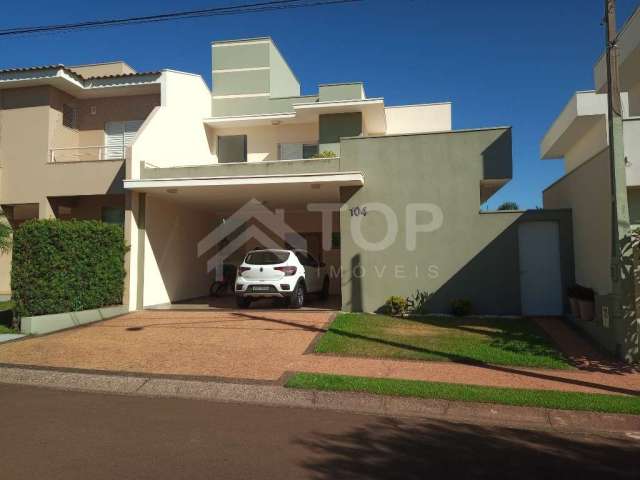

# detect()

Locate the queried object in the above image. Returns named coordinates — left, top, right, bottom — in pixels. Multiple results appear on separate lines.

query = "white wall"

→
left=143, top=195, right=215, bottom=306
left=211, top=122, right=318, bottom=163
left=131, top=71, right=214, bottom=171
left=384, top=103, right=452, bottom=135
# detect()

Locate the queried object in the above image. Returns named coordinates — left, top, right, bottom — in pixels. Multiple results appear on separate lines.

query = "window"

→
left=244, top=250, right=290, bottom=265
left=104, top=120, right=143, bottom=160
left=218, top=135, right=247, bottom=163
left=101, top=207, right=124, bottom=226
left=62, top=104, right=77, bottom=129
left=278, top=143, right=319, bottom=160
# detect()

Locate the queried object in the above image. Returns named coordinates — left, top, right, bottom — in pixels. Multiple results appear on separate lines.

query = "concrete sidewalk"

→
left=2, top=364, right=639, bottom=436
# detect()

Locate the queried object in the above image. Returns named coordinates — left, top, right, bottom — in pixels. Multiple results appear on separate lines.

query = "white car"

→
left=235, top=249, right=330, bottom=308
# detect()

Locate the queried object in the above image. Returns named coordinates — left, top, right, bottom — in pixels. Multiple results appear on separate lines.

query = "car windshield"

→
left=244, top=250, right=290, bottom=265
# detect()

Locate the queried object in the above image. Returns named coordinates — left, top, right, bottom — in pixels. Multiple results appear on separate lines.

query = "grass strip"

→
left=286, top=372, right=640, bottom=415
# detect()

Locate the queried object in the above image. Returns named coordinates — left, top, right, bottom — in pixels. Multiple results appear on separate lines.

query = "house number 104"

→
left=349, top=206, right=367, bottom=217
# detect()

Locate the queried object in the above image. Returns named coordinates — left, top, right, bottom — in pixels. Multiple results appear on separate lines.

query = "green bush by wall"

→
left=11, top=220, right=127, bottom=317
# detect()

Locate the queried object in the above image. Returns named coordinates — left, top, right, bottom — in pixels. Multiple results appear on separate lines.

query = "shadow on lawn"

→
left=231, top=313, right=640, bottom=396
left=297, top=417, right=640, bottom=479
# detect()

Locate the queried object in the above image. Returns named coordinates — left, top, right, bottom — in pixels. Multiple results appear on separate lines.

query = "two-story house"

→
left=540, top=6, right=640, bottom=358
left=1, top=37, right=572, bottom=317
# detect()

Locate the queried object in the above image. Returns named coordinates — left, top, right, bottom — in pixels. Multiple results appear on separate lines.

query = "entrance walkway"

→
left=0, top=311, right=638, bottom=396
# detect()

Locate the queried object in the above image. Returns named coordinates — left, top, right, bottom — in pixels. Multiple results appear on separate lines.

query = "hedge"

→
left=11, top=219, right=127, bottom=317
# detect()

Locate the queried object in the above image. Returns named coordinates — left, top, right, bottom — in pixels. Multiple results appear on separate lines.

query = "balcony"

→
left=49, top=146, right=125, bottom=163
left=123, top=156, right=364, bottom=198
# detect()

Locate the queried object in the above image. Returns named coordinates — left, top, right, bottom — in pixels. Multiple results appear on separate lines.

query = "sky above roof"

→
left=1, top=0, right=638, bottom=209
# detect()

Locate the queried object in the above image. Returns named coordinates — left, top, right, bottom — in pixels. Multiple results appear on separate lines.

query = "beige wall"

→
left=0, top=86, right=158, bottom=207
left=384, top=103, right=452, bottom=135
left=544, top=149, right=611, bottom=294
left=69, top=62, right=136, bottom=78
left=211, top=123, right=318, bottom=163
left=563, top=118, right=609, bottom=173
left=143, top=195, right=214, bottom=306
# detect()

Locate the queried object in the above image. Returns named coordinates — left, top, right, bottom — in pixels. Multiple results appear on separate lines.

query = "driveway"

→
left=0, top=308, right=334, bottom=381
left=2, top=309, right=640, bottom=395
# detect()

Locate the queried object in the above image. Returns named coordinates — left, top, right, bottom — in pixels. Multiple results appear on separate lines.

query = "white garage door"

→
left=518, top=221, right=563, bottom=316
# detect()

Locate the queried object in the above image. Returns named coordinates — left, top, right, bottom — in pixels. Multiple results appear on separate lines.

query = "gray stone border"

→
left=1, top=365, right=639, bottom=436
left=20, top=305, right=129, bottom=335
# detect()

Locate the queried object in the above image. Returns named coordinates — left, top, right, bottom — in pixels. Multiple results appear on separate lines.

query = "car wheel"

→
left=236, top=296, right=251, bottom=308
left=290, top=283, right=305, bottom=309
left=320, top=277, right=330, bottom=300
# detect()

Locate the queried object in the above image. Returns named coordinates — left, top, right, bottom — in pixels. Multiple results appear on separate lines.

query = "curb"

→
left=1, top=365, right=639, bottom=436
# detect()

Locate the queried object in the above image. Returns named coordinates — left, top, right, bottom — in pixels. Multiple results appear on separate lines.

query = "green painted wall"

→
left=319, top=113, right=363, bottom=156
left=628, top=187, right=640, bottom=226
left=338, top=128, right=574, bottom=314
left=319, top=83, right=364, bottom=102
left=212, top=41, right=270, bottom=70
left=212, top=70, right=270, bottom=96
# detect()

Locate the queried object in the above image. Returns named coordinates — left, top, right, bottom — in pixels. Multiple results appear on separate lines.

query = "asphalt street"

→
left=1, top=383, right=639, bottom=479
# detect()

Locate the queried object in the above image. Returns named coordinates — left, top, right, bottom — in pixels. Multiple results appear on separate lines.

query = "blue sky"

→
left=1, top=0, right=638, bottom=209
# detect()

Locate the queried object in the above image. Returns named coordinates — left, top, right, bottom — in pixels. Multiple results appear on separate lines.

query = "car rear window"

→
left=244, top=251, right=290, bottom=265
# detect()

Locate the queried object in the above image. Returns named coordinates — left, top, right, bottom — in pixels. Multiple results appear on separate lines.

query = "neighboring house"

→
left=0, top=37, right=572, bottom=316
left=541, top=7, right=640, bottom=358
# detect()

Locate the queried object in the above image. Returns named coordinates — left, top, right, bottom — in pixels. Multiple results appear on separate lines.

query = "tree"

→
left=497, top=201, right=519, bottom=211
left=0, top=210, right=11, bottom=254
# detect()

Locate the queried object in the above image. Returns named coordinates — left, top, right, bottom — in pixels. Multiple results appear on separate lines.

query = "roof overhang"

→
left=294, top=98, right=386, bottom=134
left=124, top=171, right=364, bottom=190
left=541, top=91, right=611, bottom=159
left=594, top=6, right=640, bottom=93
left=123, top=171, right=364, bottom=212
left=0, top=67, right=161, bottom=98
left=203, top=98, right=387, bottom=132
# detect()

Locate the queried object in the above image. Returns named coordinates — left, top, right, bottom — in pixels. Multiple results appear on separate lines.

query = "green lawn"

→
left=286, top=373, right=640, bottom=415
left=314, top=313, right=572, bottom=369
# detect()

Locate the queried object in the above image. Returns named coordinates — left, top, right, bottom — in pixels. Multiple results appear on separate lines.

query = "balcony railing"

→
left=48, top=146, right=125, bottom=163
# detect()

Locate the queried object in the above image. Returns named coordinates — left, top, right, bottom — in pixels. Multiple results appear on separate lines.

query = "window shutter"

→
left=124, top=120, right=143, bottom=147
left=105, top=121, right=125, bottom=159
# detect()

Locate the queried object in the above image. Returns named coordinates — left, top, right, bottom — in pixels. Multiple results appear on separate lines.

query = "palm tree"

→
left=0, top=210, right=12, bottom=254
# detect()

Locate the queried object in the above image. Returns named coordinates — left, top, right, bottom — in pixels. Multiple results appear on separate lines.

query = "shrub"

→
left=380, top=296, right=409, bottom=316
left=408, top=290, right=431, bottom=314
left=0, top=210, right=11, bottom=254
left=311, top=150, right=337, bottom=159
left=497, top=201, right=519, bottom=211
left=451, top=299, right=472, bottom=316
left=11, top=219, right=127, bottom=317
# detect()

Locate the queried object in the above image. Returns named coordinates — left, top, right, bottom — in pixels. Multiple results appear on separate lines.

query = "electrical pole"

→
left=604, top=0, right=635, bottom=360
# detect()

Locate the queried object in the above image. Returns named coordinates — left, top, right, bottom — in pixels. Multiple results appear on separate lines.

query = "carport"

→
left=124, top=171, right=363, bottom=310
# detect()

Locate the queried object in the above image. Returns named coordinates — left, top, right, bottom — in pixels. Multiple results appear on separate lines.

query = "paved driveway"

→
left=0, top=308, right=334, bottom=381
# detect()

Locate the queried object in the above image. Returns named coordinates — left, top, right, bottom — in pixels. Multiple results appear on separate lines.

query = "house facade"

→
left=0, top=37, right=572, bottom=315
left=541, top=7, right=640, bottom=358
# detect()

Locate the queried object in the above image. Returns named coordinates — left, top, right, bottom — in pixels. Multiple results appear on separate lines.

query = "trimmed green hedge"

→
left=11, top=220, right=127, bottom=317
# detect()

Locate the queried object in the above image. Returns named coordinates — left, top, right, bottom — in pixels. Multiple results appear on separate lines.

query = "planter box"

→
left=577, top=299, right=594, bottom=322
left=20, top=305, right=129, bottom=335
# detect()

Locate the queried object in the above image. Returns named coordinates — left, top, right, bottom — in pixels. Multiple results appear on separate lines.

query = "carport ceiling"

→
left=144, top=182, right=342, bottom=214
